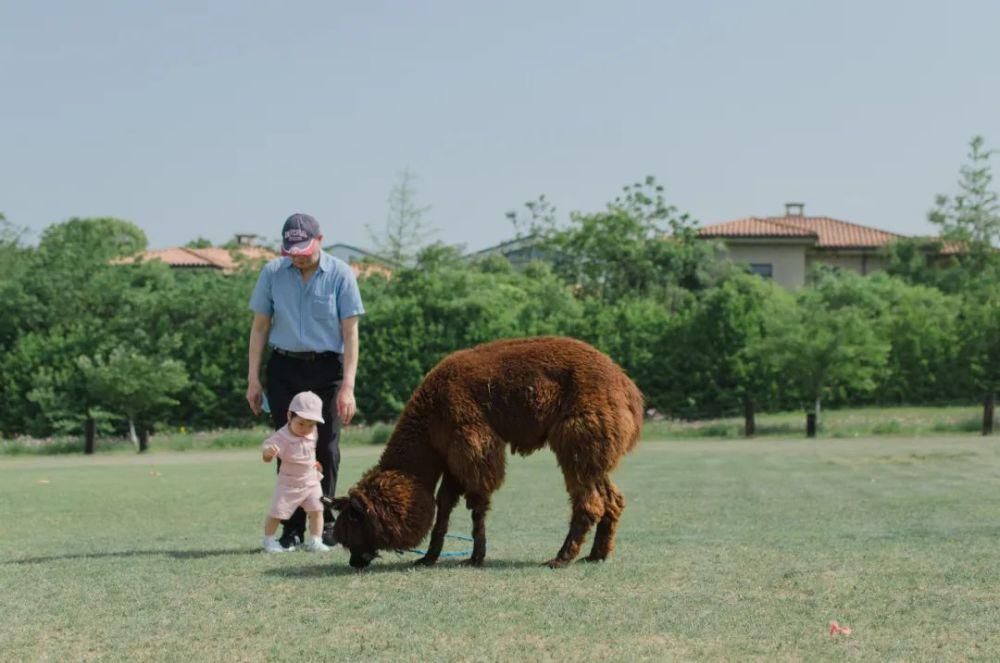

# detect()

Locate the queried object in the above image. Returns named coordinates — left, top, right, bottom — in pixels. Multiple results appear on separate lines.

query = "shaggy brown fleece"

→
left=330, top=336, right=643, bottom=569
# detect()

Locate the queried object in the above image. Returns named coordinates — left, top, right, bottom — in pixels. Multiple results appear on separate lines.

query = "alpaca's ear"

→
left=352, top=496, right=384, bottom=538
left=326, top=496, right=350, bottom=513
left=348, top=495, right=376, bottom=525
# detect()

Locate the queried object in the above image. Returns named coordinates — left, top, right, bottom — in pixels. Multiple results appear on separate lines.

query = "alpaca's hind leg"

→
left=462, top=493, right=490, bottom=567
left=544, top=484, right=604, bottom=569
left=414, top=474, right=462, bottom=567
left=585, top=478, right=625, bottom=562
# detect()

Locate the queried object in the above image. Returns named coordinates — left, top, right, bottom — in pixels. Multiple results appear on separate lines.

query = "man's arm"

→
left=337, top=316, right=359, bottom=424
left=247, top=313, right=272, bottom=415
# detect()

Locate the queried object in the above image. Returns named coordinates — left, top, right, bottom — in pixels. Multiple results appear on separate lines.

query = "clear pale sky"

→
left=2, top=1, right=999, bottom=251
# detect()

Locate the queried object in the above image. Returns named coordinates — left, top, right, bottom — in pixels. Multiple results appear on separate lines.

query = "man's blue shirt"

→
left=248, top=252, right=364, bottom=354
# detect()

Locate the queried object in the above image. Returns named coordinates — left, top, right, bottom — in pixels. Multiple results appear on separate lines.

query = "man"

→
left=246, top=212, right=363, bottom=549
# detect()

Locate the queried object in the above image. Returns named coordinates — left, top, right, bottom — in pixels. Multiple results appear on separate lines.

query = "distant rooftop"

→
left=116, top=245, right=276, bottom=272
left=469, top=234, right=541, bottom=256
left=699, top=203, right=904, bottom=249
left=117, top=242, right=391, bottom=277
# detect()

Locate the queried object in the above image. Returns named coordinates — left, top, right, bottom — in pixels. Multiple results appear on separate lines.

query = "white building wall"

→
left=724, top=244, right=809, bottom=289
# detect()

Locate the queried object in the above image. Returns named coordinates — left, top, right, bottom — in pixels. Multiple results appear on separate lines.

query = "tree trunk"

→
left=128, top=418, right=139, bottom=450
left=984, top=392, right=996, bottom=436
left=84, top=417, right=96, bottom=455
left=138, top=427, right=150, bottom=453
left=805, top=397, right=822, bottom=438
left=806, top=413, right=817, bottom=438
left=743, top=396, right=756, bottom=438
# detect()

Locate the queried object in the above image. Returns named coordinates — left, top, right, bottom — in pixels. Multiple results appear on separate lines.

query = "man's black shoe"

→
left=278, top=531, right=303, bottom=550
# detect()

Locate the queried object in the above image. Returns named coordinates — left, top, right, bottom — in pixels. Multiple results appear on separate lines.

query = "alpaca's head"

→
left=329, top=469, right=435, bottom=569
left=328, top=493, right=381, bottom=568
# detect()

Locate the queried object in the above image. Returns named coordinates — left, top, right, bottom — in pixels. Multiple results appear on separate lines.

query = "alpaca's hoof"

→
left=461, top=557, right=485, bottom=568
left=413, top=556, right=438, bottom=567
left=543, top=558, right=570, bottom=569
left=583, top=554, right=607, bottom=563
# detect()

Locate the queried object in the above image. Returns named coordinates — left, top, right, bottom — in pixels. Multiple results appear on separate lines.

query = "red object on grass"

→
left=829, top=621, right=853, bottom=635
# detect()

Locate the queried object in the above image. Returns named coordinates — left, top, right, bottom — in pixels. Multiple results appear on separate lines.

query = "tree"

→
left=3, top=326, right=97, bottom=439
left=674, top=273, right=795, bottom=435
left=367, top=169, right=435, bottom=266
left=77, top=348, right=189, bottom=452
left=765, top=283, right=890, bottom=437
left=0, top=217, right=181, bottom=443
left=17, top=218, right=151, bottom=332
left=0, top=214, right=32, bottom=350
left=863, top=274, right=962, bottom=404
left=0, top=212, right=21, bottom=243
left=957, top=293, right=1000, bottom=435
left=38, top=217, right=147, bottom=263
left=149, top=267, right=260, bottom=428
left=928, top=136, right=1000, bottom=283
left=507, top=177, right=729, bottom=303
left=802, top=268, right=964, bottom=405
left=882, top=237, right=967, bottom=292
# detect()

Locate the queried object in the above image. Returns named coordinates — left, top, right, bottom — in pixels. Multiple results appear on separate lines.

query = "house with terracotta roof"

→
left=117, top=237, right=391, bottom=279
left=115, top=244, right=277, bottom=273
left=698, top=203, right=914, bottom=288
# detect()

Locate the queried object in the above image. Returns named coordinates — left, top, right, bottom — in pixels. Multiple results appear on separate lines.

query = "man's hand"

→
left=336, top=384, right=357, bottom=425
left=262, top=444, right=279, bottom=462
left=247, top=379, right=264, bottom=415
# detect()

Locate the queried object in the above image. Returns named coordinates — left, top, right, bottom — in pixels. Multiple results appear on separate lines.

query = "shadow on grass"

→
left=6, top=547, right=262, bottom=565
left=264, top=557, right=549, bottom=577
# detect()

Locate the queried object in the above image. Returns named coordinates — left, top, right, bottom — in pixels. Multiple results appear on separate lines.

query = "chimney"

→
left=784, top=202, right=804, bottom=217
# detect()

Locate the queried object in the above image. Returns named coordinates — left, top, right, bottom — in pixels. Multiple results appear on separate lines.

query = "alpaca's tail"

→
left=622, top=375, right=644, bottom=453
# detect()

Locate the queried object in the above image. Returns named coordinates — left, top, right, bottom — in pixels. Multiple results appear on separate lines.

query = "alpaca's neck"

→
left=378, top=401, right=443, bottom=490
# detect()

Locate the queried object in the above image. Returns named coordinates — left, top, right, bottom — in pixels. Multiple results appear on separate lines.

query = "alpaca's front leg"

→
left=414, top=475, right=461, bottom=566
left=463, top=493, right=490, bottom=567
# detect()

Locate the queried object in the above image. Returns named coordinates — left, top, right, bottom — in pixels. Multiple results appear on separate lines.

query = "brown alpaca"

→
left=329, top=336, right=643, bottom=569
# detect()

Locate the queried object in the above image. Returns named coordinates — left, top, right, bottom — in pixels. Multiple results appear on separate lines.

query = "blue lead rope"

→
left=402, top=533, right=476, bottom=558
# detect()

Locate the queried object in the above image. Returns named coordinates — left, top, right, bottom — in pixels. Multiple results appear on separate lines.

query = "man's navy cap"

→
left=281, top=213, right=321, bottom=256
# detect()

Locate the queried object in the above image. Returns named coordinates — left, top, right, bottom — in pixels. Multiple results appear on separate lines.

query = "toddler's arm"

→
left=262, top=443, right=280, bottom=463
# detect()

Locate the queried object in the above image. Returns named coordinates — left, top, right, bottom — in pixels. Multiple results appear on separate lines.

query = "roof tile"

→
left=699, top=215, right=903, bottom=248
left=117, top=246, right=276, bottom=272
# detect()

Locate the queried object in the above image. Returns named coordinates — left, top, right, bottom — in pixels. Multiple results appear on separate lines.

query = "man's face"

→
left=289, top=235, right=323, bottom=270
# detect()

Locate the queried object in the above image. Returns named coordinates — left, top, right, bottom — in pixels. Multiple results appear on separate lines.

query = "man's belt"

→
left=272, top=348, right=339, bottom=361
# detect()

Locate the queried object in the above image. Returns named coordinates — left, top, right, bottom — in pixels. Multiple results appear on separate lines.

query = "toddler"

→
left=261, top=391, right=331, bottom=553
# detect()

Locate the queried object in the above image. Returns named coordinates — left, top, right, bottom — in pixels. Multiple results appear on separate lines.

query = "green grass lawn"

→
left=3, top=435, right=1000, bottom=661
left=1, top=404, right=986, bottom=456
left=645, top=404, right=984, bottom=439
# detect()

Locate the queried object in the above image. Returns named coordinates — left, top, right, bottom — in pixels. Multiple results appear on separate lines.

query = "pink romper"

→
left=263, top=425, right=324, bottom=519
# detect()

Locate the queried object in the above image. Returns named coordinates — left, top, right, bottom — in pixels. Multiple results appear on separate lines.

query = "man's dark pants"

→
left=266, top=351, right=342, bottom=542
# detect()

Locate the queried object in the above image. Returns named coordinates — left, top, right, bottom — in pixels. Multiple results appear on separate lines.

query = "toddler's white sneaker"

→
left=302, top=538, right=331, bottom=552
left=262, top=536, right=294, bottom=553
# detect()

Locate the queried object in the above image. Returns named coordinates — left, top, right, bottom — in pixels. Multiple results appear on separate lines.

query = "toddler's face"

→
left=288, top=414, right=318, bottom=437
